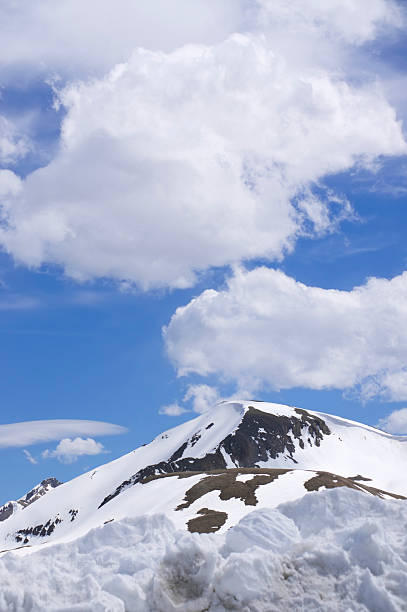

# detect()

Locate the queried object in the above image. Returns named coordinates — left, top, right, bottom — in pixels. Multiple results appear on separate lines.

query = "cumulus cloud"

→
left=0, top=0, right=401, bottom=81
left=164, top=267, right=407, bottom=401
left=160, top=384, right=221, bottom=416
left=183, top=384, right=221, bottom=414
left=42, top=437, right=106, bottom=463
left=0, top=419, right=126, bottom=449
left=377, top=408, right=407, bottom=434
left=0, top=1, right=405, bottom=289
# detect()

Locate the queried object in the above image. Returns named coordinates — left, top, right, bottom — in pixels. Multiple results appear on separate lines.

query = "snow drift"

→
left=1, top=487, right=406, bottom=611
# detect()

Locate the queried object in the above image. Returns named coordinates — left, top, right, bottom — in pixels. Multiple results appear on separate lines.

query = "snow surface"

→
left=1, top=488, right=407, bottom=611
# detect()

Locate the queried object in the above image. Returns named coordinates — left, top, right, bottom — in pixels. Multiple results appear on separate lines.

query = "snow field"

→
left=0, top=487, right=407, bottom=611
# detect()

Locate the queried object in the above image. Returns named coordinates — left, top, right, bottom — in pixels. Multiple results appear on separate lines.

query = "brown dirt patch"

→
left=304, top=472, right=406, bottom=500
left=187, top=508, right=228, bottom=533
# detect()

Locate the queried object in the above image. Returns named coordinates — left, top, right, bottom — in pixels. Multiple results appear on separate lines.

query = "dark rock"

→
left=99, top=406, right=331, bottom=508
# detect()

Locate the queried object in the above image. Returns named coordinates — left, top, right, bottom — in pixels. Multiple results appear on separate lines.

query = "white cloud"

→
left=183, top=384, right=221, bottom=414
left=0, top=0, right=246, bottom=80
left=256, top=0, right=402, bottom=47
left=42, top=437, right=106, bottom=464
left=0, top=18, right=404, bottom=288
left=160, top=384, right=222, bottom=416
left=164, top=266, right=407, bottom=401
left=377, top=408, right=407, bottom=434
left=0, top=169, right=22, bottom=196
left=0, top=0, right=401, bottom=82
left=22, top=449, right=38, bottom=465
left=0, top=420, right=126, bottom=449
left=159, top=403, right=189, bottom=417
left=0, top=116, right=31, bottom=165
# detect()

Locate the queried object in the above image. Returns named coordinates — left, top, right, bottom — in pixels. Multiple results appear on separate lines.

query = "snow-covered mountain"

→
left=0, top=401, right=406, bottom=553
left=0, top=478, right=61, bottom=523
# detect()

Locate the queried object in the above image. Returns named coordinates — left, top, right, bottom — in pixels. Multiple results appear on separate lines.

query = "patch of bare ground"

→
left=175, top=470, right=289, bottom=510
left=304, top=472, right=406, bottom=500
left=187, top=508, right=228, bottom=533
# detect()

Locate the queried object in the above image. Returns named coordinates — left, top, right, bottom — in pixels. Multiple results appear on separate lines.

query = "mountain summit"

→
left=0, top=477, right=62, bottom=523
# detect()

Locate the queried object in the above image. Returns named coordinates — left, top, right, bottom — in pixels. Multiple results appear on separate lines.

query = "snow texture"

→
left=0, top=488, right=407, bottom=611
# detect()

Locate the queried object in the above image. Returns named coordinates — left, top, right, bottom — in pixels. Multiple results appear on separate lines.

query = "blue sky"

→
left=1, top=0, right=407, bottom=501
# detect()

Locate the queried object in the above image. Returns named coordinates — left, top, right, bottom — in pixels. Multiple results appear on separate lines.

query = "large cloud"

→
left=164, top=267, right=407, bottom=400
left=0, top=0, right=246, bottom=79
left=0, top=0, right=401, bottom=80
left=0, top=2, right=405, bottom=289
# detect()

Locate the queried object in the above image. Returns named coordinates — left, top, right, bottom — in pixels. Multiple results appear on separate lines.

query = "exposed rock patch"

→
left=0, top=502, right=16, bottom=523
left=187, top=508, right=228, bottom=533
left=19, top=478, right=62, bottom=508
left=15, top=516, right=62, bottom=544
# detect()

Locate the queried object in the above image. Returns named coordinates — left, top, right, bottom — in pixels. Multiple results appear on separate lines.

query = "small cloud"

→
left=377, top=408, right=407, bottom=434
left=184, top=384, right=221, bottom=414
left=159, top=403, right=189, bottom=417
left=42, top=437, right=107, bottom=464
left=22, top=449, right=38, bottom=465
left=160, top=385, right=222, bottom=417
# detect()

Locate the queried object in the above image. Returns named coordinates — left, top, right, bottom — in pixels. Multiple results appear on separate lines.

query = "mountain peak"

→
left=0, top=477, right=62, bottom=523
left=0, top=401, right=406, bottom=551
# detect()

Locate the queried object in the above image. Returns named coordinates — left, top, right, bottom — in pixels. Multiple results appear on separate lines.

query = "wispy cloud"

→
left=22, top=449, right=38, bottom=465
left=0, top=420, right=127, bottom=449
left=0, top=294, right=40, bottom=311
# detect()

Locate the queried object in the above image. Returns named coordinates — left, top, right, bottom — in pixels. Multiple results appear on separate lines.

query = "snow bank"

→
left=0, top=488, right=407, bottom=611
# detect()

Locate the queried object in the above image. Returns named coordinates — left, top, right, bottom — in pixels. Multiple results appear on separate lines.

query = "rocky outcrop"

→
left=99, top=406, right=331, bottom=508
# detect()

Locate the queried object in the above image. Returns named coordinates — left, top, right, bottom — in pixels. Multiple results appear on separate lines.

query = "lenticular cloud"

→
left=0, top=1, right=405, bottom=289
left=0, top=419, right=126, bottom=449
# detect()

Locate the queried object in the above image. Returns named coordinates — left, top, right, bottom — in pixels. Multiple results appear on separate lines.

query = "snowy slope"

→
left=0, top=400, right=406, bottom=553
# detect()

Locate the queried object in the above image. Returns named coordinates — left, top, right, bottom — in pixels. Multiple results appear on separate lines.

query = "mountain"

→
left=0, top=401, right=406, bottom=552
left=0, top=478, right=62, bottom=523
